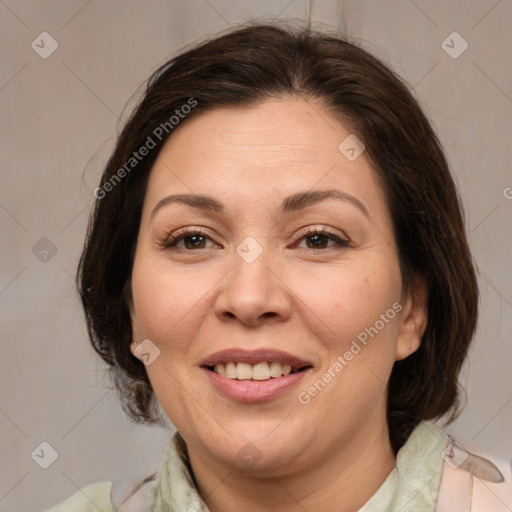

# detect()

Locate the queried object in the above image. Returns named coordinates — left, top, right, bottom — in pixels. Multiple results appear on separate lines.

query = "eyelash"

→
left=162, top=226, right=350, bottom=250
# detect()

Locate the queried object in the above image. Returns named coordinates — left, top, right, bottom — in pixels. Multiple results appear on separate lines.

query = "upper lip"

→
left=200, top=348, right=313, bottom=371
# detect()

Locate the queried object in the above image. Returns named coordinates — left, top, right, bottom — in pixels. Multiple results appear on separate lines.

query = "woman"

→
left=48, top=21, right=511, bottom=511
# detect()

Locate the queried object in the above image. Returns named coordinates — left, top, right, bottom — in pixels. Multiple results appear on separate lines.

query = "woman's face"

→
left=129, top=97, right=426, bottom=474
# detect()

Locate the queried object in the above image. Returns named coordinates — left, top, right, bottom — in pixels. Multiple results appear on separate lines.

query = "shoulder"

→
left=434, top=428, right=512, bottom=512
left=44, top=474, right=156, bottom=512
left=44, top=481, right=114, bottom=512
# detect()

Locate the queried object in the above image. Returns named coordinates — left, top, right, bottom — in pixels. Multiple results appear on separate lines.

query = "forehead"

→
left=144, top=97, right=384, bottom=214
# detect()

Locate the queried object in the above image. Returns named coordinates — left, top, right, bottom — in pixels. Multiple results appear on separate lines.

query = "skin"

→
left=129, top=96, right=427, bottom=512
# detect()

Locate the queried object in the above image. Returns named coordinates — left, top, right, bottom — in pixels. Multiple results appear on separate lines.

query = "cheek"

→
left=291, top=259, right=402, bottom=349
left=291, top=259, right=404, bottom=409
left=130, top=255, right=210, bottom=350
left=294, top=264, right=402, bottom=422
left=129, top=257, right=211, bottom=420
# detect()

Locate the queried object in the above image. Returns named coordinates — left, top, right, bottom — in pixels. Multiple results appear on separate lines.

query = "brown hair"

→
left=77, top=21, right=478, bottom=453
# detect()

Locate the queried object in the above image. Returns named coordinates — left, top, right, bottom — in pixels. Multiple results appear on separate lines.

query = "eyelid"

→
left=291, top=225, right=350, bottom=245
left=162, top=226, right=221, bottom=248
left=161, top=224, right=350, bottom=250
left=167, top=226, right=210, bottom=240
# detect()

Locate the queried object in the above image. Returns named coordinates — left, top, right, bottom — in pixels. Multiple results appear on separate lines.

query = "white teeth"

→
left=252, top=362, right=270, bottom=381
left=236, top=362, right=252, bottom=380
left=225, top=362, right=237, bottom=378
left=269, top=361, right=283, bottom=378
left=212, top=361, right=298, bottom=380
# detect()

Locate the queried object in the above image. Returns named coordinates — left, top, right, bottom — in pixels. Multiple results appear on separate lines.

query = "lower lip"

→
left=202, top=367, right=311, bottom=403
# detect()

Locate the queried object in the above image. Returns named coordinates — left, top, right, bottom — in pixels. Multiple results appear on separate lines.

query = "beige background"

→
left=0, top=0, right=511, bottom=510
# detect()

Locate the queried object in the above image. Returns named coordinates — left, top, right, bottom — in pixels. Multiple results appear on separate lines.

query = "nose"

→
left=214, top=251, right=292, bottom=327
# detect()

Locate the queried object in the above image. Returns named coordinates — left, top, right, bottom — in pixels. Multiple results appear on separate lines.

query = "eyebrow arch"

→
left=150, top=189, right=369, bottom=218
left=280, top=189, right=369, bottom=217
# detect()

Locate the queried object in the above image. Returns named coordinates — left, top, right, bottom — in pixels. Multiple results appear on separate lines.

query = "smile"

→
left=200, top=348, right=313, bottom=402
left=207, top=361, right=306, bottom=381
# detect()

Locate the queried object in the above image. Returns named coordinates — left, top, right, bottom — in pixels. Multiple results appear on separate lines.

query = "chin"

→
left=207, top=425, right=309, bottom=472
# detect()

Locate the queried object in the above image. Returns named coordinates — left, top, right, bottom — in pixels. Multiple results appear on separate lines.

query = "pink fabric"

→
left=435, top=438, right=512, bottom=512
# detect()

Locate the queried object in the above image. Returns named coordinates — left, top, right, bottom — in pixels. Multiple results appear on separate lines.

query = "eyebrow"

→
left=150, top=189, right=369, bottom=218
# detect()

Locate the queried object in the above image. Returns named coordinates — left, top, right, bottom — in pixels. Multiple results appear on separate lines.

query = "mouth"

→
left=203, top=361, right=312, bottom=381
left=200, top=348, right=313, bottom=381
left=199, top=348, right=313, bottom=402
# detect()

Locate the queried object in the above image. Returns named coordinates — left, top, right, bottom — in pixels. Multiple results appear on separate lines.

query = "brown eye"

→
left=164, top=229, right=216, bottom=250
left=296, top=228, right=350, bottom=250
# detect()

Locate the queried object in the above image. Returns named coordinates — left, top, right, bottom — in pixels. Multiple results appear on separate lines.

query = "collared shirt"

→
left=47, top=421, right=512, bottom=511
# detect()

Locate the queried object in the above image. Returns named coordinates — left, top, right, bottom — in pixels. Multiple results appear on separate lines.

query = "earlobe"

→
left=395, top=276, right=428, bottom=361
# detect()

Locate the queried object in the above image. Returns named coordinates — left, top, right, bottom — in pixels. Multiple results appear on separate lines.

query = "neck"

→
left=188, top=419, right=395, bottom=512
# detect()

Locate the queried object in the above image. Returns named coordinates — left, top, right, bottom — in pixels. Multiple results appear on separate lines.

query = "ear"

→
left=395, top=275, right=428, bottom=361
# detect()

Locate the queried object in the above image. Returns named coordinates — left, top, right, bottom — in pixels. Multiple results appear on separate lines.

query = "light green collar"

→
left=151, top=421, right=448, bottom=511
left=150, top=431, right=209, bottom=512
left=360, top=422, right=447, bottom=511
